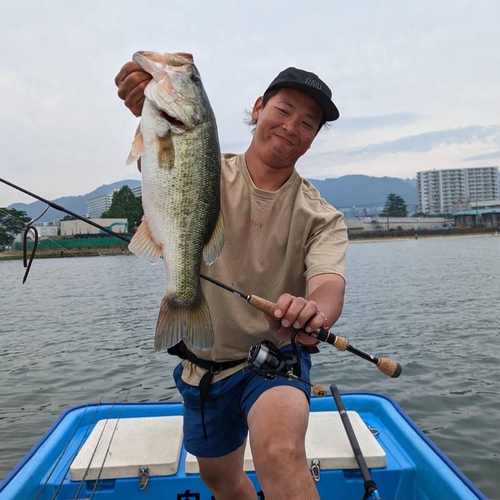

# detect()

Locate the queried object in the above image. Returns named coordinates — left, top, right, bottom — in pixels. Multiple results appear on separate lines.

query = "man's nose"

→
left=282, top=116, right=299, bottom=135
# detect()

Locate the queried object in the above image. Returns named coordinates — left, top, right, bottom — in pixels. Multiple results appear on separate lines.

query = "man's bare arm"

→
left=265, top=273, right=345, bottom=345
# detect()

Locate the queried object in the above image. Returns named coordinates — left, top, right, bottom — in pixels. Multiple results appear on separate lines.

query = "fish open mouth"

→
left=158, top=109, right=186, bottom=129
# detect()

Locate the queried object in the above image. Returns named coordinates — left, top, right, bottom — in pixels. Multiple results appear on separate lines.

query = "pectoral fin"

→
left=203, top=208, right=225, bottom=265
left=126, top=132, right=144, bottom=165
left=157, top=133, right=175, bottom=170
left=128, top=218, right=162, bottom=264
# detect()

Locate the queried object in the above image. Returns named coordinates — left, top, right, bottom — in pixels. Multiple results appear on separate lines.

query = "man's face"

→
left=251, top=88, right=323, bottom=168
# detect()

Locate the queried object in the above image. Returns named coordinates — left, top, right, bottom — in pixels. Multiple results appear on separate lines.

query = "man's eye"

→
left=277, top=107, right=289, bottom=115
left=303, top=122, right=313, bottom=129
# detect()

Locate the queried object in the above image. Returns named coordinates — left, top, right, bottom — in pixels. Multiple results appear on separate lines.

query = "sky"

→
left=1, top=0, right=499, bottom=207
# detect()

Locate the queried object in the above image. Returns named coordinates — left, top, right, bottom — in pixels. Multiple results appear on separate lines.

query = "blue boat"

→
left=0, top=393, right=486, bottom=500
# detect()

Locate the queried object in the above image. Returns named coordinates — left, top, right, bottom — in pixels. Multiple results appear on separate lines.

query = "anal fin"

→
left=129, top=218, right=162, bottom=263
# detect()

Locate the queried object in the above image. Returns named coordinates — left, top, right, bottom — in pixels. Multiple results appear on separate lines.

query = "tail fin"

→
left=154, top=292, right=214, bottom=351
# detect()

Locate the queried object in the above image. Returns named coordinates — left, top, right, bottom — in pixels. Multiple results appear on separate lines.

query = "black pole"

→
left=330, top=385, right=381, bottom=500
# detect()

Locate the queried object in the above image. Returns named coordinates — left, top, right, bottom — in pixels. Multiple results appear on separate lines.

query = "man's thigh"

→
left=247, top=385, right=310, bottom=456
left=173, top=362, right=249, bottom=458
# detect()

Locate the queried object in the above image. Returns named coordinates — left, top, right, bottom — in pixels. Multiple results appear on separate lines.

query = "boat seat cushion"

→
left=70, top=416, right=183, bottom=481
left=186, top=411, right=386, bottom=473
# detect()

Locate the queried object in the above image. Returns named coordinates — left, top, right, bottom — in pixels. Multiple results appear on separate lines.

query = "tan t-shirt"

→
left=181, top=153, right=348, bottom=385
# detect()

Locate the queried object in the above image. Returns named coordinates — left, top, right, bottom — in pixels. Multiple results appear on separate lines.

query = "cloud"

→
left=462, top=150, right=500, bottom=162
left=334, top=112, right=421, bottom=133
left=312, top=125, right=500, bottom=166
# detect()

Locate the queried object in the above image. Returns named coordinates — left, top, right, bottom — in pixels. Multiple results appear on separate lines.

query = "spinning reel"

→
left=246, top=329, right=303, bottom=381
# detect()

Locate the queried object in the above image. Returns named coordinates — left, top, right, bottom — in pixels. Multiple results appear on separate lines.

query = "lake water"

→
left=0, top=236, right=499, bottom=498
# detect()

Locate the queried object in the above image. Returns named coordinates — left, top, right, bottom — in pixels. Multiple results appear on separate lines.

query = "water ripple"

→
left=0, top=239, right=499, bottom=497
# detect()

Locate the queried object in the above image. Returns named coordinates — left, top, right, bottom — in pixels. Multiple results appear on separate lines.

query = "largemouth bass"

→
left=127, top=51, right=224, bottom=351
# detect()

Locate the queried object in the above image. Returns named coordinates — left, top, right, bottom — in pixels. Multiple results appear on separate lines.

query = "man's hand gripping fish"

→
left=127, top=51, right=224, bottom=351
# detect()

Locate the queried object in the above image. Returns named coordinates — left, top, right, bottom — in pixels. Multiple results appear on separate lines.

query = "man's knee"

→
left=252, top=436, right=307, bottom=474
left=200, top=467, right=242, bottom=491
left=197, top=443, right=248, bottom=493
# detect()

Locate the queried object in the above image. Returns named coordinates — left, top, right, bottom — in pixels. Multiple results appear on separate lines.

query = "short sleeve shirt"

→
left=181, top=153, right=348, bottom=385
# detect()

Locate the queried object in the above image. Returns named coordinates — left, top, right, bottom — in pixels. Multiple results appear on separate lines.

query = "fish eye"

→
left=191, top=75, right=201, bottom=84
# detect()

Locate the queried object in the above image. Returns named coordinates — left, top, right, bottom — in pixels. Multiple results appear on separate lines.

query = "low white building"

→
left=60, top=218, right=128, bottom=236
left=345, top=216, right=448, bottom=232
left=13, top=223, right=59, bottom=243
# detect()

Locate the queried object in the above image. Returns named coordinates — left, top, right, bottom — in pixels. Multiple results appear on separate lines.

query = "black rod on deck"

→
left=330, top=385, right=382, bottom=500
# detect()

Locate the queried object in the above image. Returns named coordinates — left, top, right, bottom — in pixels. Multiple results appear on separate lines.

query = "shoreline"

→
left=1, top=231, right=498, bottom=259
left=0, top=248, right=130, bottom=261
left=350, top=232, right=499, bottom=244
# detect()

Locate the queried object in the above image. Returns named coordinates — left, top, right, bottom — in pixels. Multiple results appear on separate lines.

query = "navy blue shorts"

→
left=173, top=344, right=312, bottom=458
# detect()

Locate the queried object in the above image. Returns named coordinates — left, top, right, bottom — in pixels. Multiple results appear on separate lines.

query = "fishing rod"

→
left=331, top=385, right=385, bottom=500
left=202, top=275, right=402, bottom=378
left=1, top=177, right=402, bottom=377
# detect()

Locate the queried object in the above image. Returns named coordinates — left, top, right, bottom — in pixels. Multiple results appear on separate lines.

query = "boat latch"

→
left=139, top=466, right=149, bottom=490
left=310, top=459, right=320, bottom=482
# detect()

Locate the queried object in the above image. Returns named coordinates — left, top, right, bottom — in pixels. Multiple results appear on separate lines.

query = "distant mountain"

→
left=402, top=178, right=417, bottom=188
left=308, top=175, right=418, bottom=212
left=7, top=180, right=141, bottom=223
left=7, top=175, right=419, bottom=222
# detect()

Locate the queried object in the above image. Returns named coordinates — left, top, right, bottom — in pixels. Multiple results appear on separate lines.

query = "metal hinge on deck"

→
left=310, top=459, right=321, bottom=482
left=139, top=466, right=149, bottom=490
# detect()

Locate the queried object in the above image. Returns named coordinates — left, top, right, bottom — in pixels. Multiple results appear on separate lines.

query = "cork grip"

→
left=377, top=357, right=403, bottom=378
left=333, top=335, right=349, bottom=351
left=248, top=295, right=277, bottom=317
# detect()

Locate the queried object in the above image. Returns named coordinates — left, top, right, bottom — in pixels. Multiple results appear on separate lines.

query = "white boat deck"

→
left=70, top=411, right=385, bottom=481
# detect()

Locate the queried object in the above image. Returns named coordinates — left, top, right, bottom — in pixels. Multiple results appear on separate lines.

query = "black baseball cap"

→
left=265, top=67, right=339, bottom=121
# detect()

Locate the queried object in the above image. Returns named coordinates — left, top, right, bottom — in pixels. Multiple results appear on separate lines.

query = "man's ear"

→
left=251, top=96, right=264, bottom=121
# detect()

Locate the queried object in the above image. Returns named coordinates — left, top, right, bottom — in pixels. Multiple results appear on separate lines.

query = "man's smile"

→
left=273, top=133, right=295, bottom=146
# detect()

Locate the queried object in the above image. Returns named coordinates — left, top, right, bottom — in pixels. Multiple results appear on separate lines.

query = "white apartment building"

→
left=131, top=185, right=142, bottom=198
left=87, top=192, right=116, bottom=218
left=87, top=184, right=142, bottom=218
left=417, top=167, right=499, bottom=214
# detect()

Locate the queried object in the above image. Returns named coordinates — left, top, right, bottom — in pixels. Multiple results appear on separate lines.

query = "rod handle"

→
left=247, top=295, right=277, bottom=317
left=312, top=327, right=350, bottom=351
left=248, top=296, right=350, bottom=351
left=376, top=357, right=402, bottom=378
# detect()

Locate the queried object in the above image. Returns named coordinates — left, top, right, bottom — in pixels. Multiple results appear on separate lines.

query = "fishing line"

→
left=72, top=400, right=118, bottom=500
left=33, top=404, right=89, bottom=500
left=0, top=207, right=81, bottom=261
left=88, top=392, right=130, bottom=500
left=49, top=396, right=104, bottom=500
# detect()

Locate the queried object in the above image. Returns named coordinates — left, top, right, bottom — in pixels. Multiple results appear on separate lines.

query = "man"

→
left=115, top=60, right=348, bottom=500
